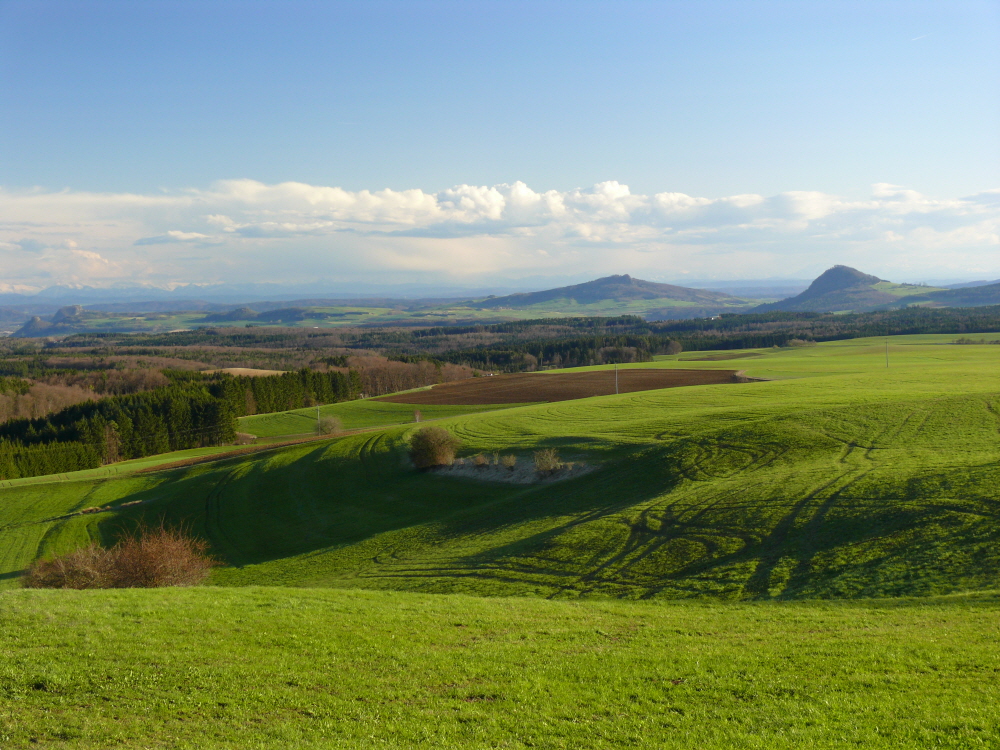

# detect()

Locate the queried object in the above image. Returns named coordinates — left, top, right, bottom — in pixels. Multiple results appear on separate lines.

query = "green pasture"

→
left=874, top=281, right=947, bottom=297
left=2, top=587, right=998, bottom=749
left=238, top=398, right=535, bottom=438
left=1, top=334, right=998, bottom=600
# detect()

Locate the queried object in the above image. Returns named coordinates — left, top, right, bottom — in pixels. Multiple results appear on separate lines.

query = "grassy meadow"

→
left=3, top=588, right=999, bottom=749
left=2, top=333, right=999, bottom=746
left=238, top=398, right=537, bottom=439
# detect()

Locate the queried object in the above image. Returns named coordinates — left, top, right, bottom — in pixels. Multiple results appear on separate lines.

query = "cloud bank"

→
left=0, top=179, right=997, bottom=289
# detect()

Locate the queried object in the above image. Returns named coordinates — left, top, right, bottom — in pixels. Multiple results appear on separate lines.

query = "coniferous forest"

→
left=0, top=369, right=361, bottom=480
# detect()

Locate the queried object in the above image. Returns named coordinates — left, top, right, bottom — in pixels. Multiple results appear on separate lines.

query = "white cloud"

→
left=0, top=179, right=997, bottom=287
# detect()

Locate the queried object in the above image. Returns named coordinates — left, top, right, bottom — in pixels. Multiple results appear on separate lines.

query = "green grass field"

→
left=2, top=587, right=998, bottom=749
left=2, top=333, right=1000, bottom=746
left=238, top=398, right=536, bottom=438
left=2, top=333, right=998, bottom=598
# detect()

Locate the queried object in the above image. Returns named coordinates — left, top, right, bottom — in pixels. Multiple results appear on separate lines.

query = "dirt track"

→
left=377, top=369, right=739, bottom=405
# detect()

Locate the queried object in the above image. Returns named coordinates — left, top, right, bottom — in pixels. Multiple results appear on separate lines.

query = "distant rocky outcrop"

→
left=51, top=305, right=85, bottom=323
left=12, top=316, right=58, bottom=337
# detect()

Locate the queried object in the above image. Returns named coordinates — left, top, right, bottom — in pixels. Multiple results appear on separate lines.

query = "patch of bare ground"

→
left=378, top=368, right=739, bottom=405
left=430, top=458, right=595, bottom=485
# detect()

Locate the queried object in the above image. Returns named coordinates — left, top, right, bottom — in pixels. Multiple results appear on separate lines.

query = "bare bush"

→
left=500, top=454, right=517, bottom=470
left=107, top=527, right=215, bottom=587
left=318, top=415, right=343, bottom=435
left=472, top=453, right=489, bottom=468
left=533, top=448, right=563, bottom=475
left=21, top=545, right=109, bottom=589
left=409, top=426, right=461, bottom=469
left=22, top=526, right=216, bottom=589
left=234, top=432, right=257, bottom=445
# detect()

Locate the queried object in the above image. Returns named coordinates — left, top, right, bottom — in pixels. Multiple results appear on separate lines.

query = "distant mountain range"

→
left=7, top=267, right=1000, bottom=338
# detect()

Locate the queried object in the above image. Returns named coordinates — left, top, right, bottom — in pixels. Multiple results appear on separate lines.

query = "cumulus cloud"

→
left=0, top=179, right=997, bottom=287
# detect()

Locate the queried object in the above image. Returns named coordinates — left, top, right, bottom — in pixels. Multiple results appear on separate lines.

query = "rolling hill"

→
left=4, top=336, right=1000, bottom=747
left=3, top=334, right=1000, bottom=600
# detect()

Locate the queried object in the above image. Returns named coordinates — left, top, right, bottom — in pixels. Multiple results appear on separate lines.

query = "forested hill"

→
left=752, top=265, right=1000, bottom=313
left=472, top=274, right=747, bottom=308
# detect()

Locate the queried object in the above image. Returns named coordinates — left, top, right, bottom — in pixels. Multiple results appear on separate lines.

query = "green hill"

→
left=881, top=281, right=1000, bottom=309
left=472, top=274, right=756, bottom=318
left=3, top=334, right=999, bottom=600
left=753, top=265, right=942, bottom=312
left=754, top=265, right=1000, bottom=314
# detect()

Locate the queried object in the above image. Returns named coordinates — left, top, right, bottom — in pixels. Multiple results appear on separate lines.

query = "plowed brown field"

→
left=377, top=368, right=738, bottom=405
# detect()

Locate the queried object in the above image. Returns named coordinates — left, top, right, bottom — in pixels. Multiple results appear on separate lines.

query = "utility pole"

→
left=885, top=339, right=889, bottom=368
left=316, top=406, right=321, bottom=434
left=615, top=363, right=619, bottom=394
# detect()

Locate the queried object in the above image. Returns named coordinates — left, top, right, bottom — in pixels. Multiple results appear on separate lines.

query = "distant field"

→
left=2, top=587, right=997, bottom=748
left=239, top=399, right=534, bottom=438
left=378, top=368, right=739, bottom=405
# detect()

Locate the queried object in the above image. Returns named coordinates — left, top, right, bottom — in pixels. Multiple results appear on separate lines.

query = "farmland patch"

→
left=378, top=368, right=739, bottom=405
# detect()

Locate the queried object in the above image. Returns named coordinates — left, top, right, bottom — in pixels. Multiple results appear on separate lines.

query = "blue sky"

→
left=1, top=0, right=998, bottom=291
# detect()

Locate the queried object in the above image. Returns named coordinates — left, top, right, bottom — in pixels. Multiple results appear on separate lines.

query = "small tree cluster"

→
left=409, top=426, right=462, bottom=469
left=318, top=416, right=343, bottom=435
left=22, top=526, right=216, bottom=589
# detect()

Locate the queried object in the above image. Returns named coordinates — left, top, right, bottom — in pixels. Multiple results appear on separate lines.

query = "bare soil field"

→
left=378, top=368, right=739, bottom=405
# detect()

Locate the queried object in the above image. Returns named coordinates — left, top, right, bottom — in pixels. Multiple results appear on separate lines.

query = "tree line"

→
left=0, top=368, right=363, bottom=481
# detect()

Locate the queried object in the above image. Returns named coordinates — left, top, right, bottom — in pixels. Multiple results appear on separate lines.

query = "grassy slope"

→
left=2, top=587, right=999, bottom=749
left=2, top=334, right=998, bottom=600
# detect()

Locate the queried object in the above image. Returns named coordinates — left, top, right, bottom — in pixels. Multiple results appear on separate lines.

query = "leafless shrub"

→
left=22, top=526, right=216, bottom=589
left=234, top=432, right=257, bottom=445
left=318, top=415, right=343, bottom=435
left=21, top=545, right=109, bottom=589
left=413, top=409, right=422, bottom=422
left=409, top=426, right=462, bottom=469
left=472, top=453, right=489, bottom=468
left=500, top=454, right=517, bottom=470
left=533, top=448, right=562, bottom=475
left=106, top=526, right=216, bottom=588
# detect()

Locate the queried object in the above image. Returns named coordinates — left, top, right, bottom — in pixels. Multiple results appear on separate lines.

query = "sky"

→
left=1, top=0, right=998, bottom=293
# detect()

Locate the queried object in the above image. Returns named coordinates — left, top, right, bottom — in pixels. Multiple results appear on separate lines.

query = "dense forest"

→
left=0, top=369, right=362, bottom=481
left=429, top=305, right=1000, bottom=370
left=43, top=305, right=1000, bottom=370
